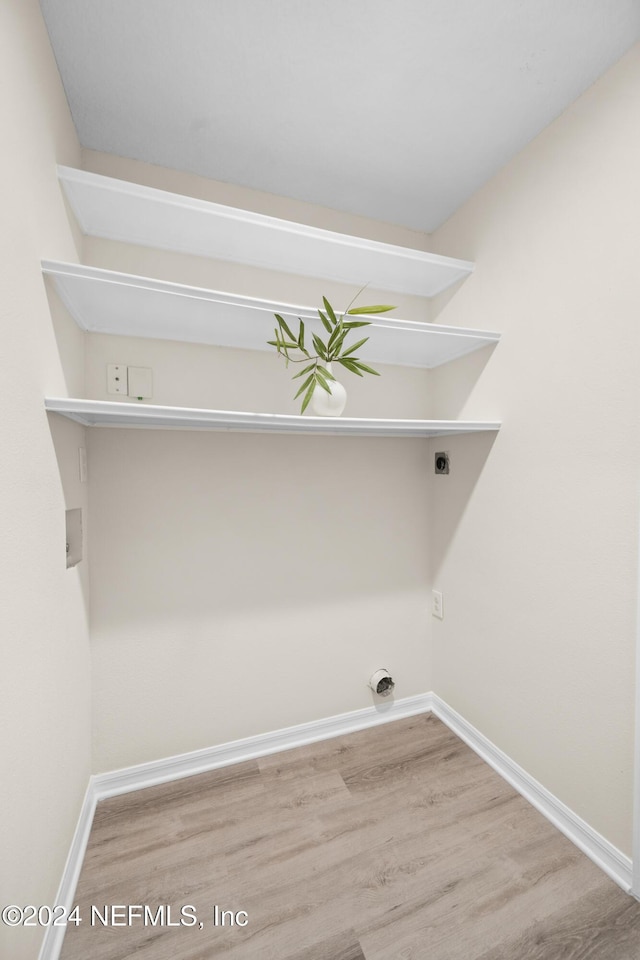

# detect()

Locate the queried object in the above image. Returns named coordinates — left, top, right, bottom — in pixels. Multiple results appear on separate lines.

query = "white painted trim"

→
left=44, top=398, right=502, bottom=439
left=632, top=494, right=640, bottom=898
left=56, top=165, right=474, bottom=297
left=42, top=689, right=635, bottom=960
left=93, top=693, right=434, bottom=800
left=41, top=259, right=499, bottom=370
left=94, top=691, right=632, bottom=894
left=431, top=694, right=633, bottom=893
left=38, top=694, right=431, bottom=959
left=37, top=783, right=97, bottom=960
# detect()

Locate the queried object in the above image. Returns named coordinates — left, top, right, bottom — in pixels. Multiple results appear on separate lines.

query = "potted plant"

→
left=268, top=294, right=396, bottom=416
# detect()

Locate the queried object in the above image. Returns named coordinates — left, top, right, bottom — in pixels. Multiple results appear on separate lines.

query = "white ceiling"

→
left=40, top=0, right=640, bottom=232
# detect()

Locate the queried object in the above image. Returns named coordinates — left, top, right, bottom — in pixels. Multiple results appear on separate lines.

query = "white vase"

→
left=310, top=363, right=347, bottom=417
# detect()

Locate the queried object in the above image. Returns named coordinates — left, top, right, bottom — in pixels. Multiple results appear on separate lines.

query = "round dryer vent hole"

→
left=369, top=669, right=395, bottom=697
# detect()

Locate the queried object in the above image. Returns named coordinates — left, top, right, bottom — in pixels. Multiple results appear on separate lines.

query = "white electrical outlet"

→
left=432, top=590, right=444, bottom=620
left=107, top=363, right=128, bottom=395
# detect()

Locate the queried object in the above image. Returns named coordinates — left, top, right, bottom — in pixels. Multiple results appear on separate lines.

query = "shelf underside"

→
left=45, top=399, right=501, bottom=438
left=43, top=261, right=499, bottom=370
left=57, top=166, right=474, bottom=297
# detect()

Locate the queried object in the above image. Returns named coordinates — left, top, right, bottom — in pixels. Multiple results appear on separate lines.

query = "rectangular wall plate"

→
left=107, top=363, right=128, bottom=395
left=128, top=366, right=153, bottom=399
left=66, top=507, right=83, bottom=568
left=432, top=589, right=444, bottom=619
left=78, top=447, right=88, bottom=483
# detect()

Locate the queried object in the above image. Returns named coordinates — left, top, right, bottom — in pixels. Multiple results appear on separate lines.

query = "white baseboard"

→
left=38, top=783, right=97, bottom=960
left=39, top=693, right=433, bottom=960
left=93, top=692, right=435, bottom=800
left=41, top=688, right=634, bottom=959
left=431, top=694, right=633, bottom=893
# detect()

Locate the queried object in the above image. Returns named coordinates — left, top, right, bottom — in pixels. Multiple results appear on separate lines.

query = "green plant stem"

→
left=269, top=293, right=394, bottom=412
left=341, top=282, right=370, bottom=317
left=278, top=353, right=321, bottom=363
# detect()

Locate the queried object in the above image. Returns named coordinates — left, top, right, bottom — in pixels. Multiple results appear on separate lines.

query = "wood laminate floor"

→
left=60, top=714, right=640, bottom=959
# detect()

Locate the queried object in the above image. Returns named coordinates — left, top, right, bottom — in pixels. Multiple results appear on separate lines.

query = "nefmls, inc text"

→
left=90, top=904, right=248, bottom=927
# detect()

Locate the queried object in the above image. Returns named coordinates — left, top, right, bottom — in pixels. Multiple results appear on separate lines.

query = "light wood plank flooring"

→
left=60, top=714, right=640, bottom=959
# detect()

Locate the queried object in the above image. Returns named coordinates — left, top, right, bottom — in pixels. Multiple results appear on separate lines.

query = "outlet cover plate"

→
left=432, top=590, right=444, bottom=619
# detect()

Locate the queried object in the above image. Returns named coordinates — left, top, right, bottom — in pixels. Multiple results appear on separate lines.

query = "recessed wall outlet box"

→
left=65, top=507, right=83, bottom=568
left=78, top=447, right=88, bottom=483
left=435, top=451, right=449, bottom=474
left=432, top=590, right=444, bottom=619
left=107, top=363, right=128, bottom=395
left=128, top=366, right=153, bottom=399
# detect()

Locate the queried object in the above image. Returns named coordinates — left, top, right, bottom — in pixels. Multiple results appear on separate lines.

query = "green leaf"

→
left=352, top=360, right=381, bottom=376
left=317, top=310, right=332, bottom=333
left=300, top=378, right=316, bottom=414
left=323, top=297, right=338, bottom=325
left=293, top=374, right=314, bottom=399
left=314, top=371, right=332, bottom=394
left=316, top=364, right=336, bottom=382
left=275, top=313, right=296, bottom=342
left=341, top=336, right=369, bottom=358
left=338, top=358, right=364, bottom=377
left=298, top=320, right=306, bottom=351
left=312, top=333, right=328, bottom=361
left=343, top=320, right=371, bottom=328
left=347, top=304, right=396, bottom=314
left=292, top=362, right=316, bottom=380
left=327, top=318, right=344, bottom=352
left=330, top=330, right=349, bottom=356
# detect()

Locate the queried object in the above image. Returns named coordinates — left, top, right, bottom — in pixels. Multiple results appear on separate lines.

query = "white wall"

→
left=83, top=332, right=434, bottom=420
left=1, top=13, right=635, bottom=958
left=0, top=3, right=91, bottom=959
left=428, top=44, right=640, bottom=855
left=12, top=21, right=635, bottom=911
left=89, top=430, right=431, bottom=770
left=77, top=150, right=435, bottom=423
left=78, top=154, right=434, bottom=772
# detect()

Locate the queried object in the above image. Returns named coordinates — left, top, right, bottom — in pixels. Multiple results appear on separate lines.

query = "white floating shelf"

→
left=42, top=261, right=499, bottom=370
left=45, top=399, right=501, bottom=439
left=57, top=166, right=474, bottom=297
